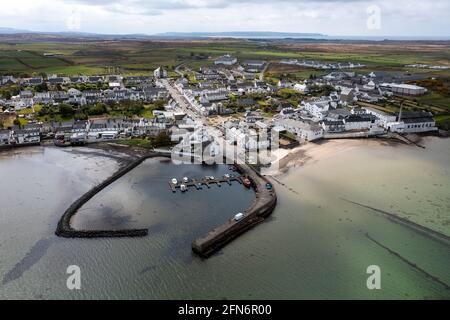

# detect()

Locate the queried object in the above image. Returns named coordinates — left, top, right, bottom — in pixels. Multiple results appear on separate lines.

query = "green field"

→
left=1, top=38, right=449, bottom=129
left=1, top=39, right=450, bottom=77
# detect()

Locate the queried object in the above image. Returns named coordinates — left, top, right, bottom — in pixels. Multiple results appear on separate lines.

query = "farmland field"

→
left=0, top=38, right=449, bottom=77
left=0, top=37, right=449, bottom=128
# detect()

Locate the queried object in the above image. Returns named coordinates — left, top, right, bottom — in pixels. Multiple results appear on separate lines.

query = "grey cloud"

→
left=66, top=0, right=367, bottom=12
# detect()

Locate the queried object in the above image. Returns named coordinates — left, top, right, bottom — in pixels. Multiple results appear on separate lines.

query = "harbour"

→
left=52, top=144, right=276, bottom=257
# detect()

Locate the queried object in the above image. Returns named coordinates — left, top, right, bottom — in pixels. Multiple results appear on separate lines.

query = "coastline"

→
left=267, top=136, right=446, bottom=177
left=268, top=136, right=450, bottom=242
left=1, top=137, right=449, bottom=299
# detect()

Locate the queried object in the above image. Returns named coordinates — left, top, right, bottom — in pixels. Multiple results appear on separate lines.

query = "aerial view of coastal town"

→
left=0, top=0, right=449, bottom=306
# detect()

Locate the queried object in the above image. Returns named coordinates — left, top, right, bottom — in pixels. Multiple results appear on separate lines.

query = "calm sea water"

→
left=0, top=139, right=449, bottom=299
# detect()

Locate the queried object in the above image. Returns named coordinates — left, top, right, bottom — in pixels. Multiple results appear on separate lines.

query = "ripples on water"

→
left=1, top=140, right=449, bottom=299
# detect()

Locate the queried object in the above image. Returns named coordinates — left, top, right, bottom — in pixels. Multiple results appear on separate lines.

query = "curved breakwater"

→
left=55, top=152, right=170, bottom=238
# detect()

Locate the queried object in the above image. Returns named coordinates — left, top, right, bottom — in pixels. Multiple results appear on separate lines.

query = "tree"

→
left=87, top=103, right=107, bottom=116
left=35, top=82, right=48, bottom=93
left=153, top=131, right=171, bottom=147
left=153, top=99, right=166, bottom=110
left=59, top=104, right=75, bottom=117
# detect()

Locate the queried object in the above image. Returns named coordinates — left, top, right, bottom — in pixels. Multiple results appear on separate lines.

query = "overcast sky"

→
left=2, top=0, right=450, bottom=36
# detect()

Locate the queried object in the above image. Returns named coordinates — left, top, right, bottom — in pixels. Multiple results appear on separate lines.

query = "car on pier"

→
left=234, top=213, right=245, bottom=221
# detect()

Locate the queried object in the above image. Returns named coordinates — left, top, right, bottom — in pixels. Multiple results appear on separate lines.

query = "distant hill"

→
left=154, top=31, right=327, bottom=39
left=0, top=28, right=447, bottom=42
left=0, top=27, right=32, bottom=34
left=0, top=28, right=325, bottom=39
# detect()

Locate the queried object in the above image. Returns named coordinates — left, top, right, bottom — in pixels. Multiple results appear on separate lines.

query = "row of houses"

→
left=270, top=88, right=437, bottom=141
left=0, top=125, right=41, bottom=147
left=175, top=74, right=274, bottom=116
left=1, top=74, right=155, bottom=87
left=0, top=98, right=187, bottom=148
left=280, top=59, right=365, bottom=70
left=1, top=86, right=169, bottom=110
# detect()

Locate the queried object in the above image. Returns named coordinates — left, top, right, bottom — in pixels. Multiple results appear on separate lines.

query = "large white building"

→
left=275, top=119, right=324, bottom=142
left=343, top=114, right=377, bottom=131
left=387, top=111, right=437, bottom=133
left=214, top=54, right=237, bottom=66
left=379, top=83, right=427, bottom=96
left=302, top=102, right=330, bottom=120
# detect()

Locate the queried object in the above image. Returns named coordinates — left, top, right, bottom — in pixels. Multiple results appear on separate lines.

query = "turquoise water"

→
left=0, top=139, right=449, bottom=299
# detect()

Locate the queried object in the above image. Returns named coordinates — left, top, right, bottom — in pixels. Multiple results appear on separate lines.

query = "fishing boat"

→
left=171, top=178, right=178, bottom=185
left=180, top=184, right=187, bottom=192
left=183, top=177, right=189, bottom=183
left=224, top=174, right=230, bottom=178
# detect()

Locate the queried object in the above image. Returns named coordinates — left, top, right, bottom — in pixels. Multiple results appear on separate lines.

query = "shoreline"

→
left=266, top=135, right=446, bottom=178
left=267, top=135, right=450, bottom=246
left=54, top=144, right=277, bottom=258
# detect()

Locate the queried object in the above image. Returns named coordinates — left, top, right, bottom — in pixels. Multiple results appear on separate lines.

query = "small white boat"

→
left=183, top=177, right=189, bottom=183
left=171, top=178, right=178, bottom=185
left=180, top=184, right=187, bottom=192
left=209, top=176, right=215, bottom=180
left=224, top=174, right=230, bottom=178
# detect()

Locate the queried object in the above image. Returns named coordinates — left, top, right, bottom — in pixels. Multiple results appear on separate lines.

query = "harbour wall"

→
left=56, top=149, right=278, bottom=259
left=192, top=163, right=277, bottom=257
left=55, top=152, right=170, bottom=238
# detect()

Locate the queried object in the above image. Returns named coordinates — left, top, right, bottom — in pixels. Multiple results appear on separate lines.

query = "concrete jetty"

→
left=169, top=175, right=242, bottom=192
left=192, top=163, right=277, bottom=257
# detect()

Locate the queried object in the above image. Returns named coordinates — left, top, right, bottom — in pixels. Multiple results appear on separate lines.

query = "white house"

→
left=215, top=54, right=237, bottom=66
left=302, top=102, right=329, bottom=120
left=294, top=83, right=308, bottom=93
left=0, top=130, right=13, bottom=146
left=362, top=107, right=396, bottom=127
left=343, top=114, right=377, bottom=131
left=154, top=66, right=168, bottom=79
left=13, top=129, right=41, bottom=145
left=275, top=119, right=324, bottom=142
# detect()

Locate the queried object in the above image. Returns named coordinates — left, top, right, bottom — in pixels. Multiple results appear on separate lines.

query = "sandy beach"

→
left=264, top=138, right=411, bottom=177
